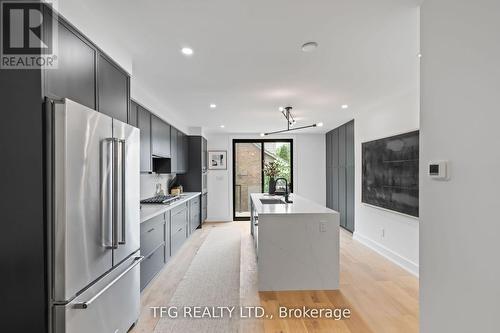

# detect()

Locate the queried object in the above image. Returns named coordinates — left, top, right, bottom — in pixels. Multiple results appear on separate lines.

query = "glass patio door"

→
left=233, top=139, right=293, bottom=220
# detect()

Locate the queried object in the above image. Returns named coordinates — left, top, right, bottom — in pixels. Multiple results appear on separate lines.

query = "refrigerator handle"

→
left=103, top=138, right=115, bottom=249
left=119, top=139, right=126, bottom=245
left=73, top=256, right=144, bottom=309
left=112, top=139, right=120, bottom=249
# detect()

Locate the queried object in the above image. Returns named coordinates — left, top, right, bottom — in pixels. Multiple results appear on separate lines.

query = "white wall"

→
left=206, top=133, right=325, bottom=221
left=353, top=87, right=420, bottom=276
left=351, top=12, right=421, bottom=276
left=420, top=1, right=500, bottom=332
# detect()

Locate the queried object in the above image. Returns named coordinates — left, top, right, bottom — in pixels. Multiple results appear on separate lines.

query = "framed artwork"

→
left=362, top=130, right=419, bottom=217
left=208, top=150, right=227, bottom=170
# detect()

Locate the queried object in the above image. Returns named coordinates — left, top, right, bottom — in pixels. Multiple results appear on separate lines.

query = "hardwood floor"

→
left=132, top=222, right=418, bottom=333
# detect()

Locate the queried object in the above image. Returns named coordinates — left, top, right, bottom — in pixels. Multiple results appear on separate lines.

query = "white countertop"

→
left=250, top=193, right=337, bottom=215
left=140, top=192, right=201, bottom=223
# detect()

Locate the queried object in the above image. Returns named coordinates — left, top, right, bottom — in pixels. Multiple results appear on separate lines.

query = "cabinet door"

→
left=129, top=100, right=138, bottom=127
left=326, top=132, right=332, bottom=209
left=182, top=133, right=189, bottom=173
left=170, top=127, right=178, bottom=173
left=97, top=55, right=129, bottom=123
left=45, top=21, right=96, bottom=109
left=345, top=120, right=355, bottom=232
left=189, top=197, right=201, bottom=232
left=164, top=212, right=171, bottom=263
left=177, top=131, right=188, bottom=174
left=171, top=205, right=188, bottom=255
left=151, top=115, right=171, bottom=158
left=201, top=193, right=207, bottom=223
left=338, top=125, right=347, bottom=228
left=201, top=137, right=207, bottom=172
left=137, top=106, right=152, bottom=172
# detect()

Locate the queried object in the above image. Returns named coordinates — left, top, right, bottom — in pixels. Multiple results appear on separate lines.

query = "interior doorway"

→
left=233, top=139, right=293, bottom=221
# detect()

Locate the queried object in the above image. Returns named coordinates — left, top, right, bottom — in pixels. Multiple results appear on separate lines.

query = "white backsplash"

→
left=140, top=173, right=176, bottom=199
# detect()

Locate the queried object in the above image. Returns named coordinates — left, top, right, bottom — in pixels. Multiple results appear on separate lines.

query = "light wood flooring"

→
left=132, top=222, right=418, bottom=333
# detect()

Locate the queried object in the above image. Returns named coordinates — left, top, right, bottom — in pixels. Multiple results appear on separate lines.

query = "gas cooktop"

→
left=140, top=195, right=180, bottom=205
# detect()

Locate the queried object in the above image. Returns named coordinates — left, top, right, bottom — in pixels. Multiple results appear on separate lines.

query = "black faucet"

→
left=275, top=178, right=292, bottom=203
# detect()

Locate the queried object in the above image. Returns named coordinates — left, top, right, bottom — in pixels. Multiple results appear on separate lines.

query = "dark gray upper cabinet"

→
left=179, top=132, right=189, bottom=173
left=45, top=21, right=96, bottom=109
left=138, top=106, right=152, bottom=172
left=151, top=115, right=171, bottom=158
left=97, top=55, right=129, bottom=123
left=170, top=127, right=178, bottom=173
left=129, top=100, right=138, bottom=127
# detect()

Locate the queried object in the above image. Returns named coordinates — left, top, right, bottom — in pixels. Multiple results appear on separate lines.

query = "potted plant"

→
left=264, top=161, right=280, bottom=194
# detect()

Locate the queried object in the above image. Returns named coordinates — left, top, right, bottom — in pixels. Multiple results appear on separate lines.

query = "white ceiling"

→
left=59, top=0, right=420, bottom=134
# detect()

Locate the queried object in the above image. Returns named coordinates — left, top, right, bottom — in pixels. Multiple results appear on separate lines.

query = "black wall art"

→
left=362, top=131, right=419, bottom=217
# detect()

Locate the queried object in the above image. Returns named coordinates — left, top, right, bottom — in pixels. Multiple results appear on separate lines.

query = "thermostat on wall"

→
left=429, top=161, right=448, bottom=180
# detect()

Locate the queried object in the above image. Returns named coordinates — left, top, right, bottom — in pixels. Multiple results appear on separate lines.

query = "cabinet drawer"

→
left=140, top=214, right=165, bottom=257
left=171, top=206, right=188, bottom=233
left=140, top=245, right=164, bottom=291
left=191, top=196, right=200, bottom=207
left=171, top=227, right=186, bottom=256
left=171, top=202, right=188, bottom=216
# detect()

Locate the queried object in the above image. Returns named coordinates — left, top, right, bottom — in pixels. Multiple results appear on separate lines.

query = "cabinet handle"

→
left=147, top=228, right=155, bottom=233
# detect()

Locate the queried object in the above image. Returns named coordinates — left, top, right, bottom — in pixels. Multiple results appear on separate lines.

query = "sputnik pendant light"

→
left=263, top=106, right=323, bottom=136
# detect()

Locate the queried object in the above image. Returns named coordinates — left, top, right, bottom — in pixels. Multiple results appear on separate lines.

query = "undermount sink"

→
left=260, top=198, right=285, bottom=204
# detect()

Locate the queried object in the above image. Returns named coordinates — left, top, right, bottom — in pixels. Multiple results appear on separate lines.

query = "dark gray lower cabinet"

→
left=140, top=245, right=164, bottom=291
left=140, top=214, right=166, bottom=291
left=326, top=120, right=355, bottom=233
left=190, top=196, right=201, bottom=232
left=139, top=196, right=200, bottom=291
left=202, top=193, right=208, bottom=223
left=171, top=203, right=188, bottom=255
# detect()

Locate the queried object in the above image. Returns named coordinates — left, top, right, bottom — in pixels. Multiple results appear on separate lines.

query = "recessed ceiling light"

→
left=260, top=133, right=265, bottom=137
left=220, top=125, right=225, bottom=128
left=301, top=42, right=318, bottom=52
left=210, top=104, right=217, bottom=109
left=278, top=106, right=284, bottom=112
left=341, top=104, right=349, bottom=109
left=316, top=122, right=324, bottom=127
left=181, top=47, right=193, bottom=56
left=418, top=53, right=422, bottom=58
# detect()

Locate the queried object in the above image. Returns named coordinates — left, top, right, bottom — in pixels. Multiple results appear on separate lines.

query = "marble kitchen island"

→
left=250, top=193, right=340, bottom=291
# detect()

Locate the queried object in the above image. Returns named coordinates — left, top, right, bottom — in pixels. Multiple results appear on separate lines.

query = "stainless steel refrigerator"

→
left=46, top=98, right=142, bottom=333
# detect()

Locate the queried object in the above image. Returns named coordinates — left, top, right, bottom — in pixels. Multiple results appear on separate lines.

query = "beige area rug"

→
left=154, top=225, right=241, bottom=333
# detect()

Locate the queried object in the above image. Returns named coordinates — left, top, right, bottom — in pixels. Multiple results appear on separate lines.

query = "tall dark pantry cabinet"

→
left=326, top=120, right=355, bottom=232
left=177, top=136, right=208, bottom=224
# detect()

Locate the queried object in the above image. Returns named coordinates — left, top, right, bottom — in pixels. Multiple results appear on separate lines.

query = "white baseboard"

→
left=353, top=232, right=419, bottom=277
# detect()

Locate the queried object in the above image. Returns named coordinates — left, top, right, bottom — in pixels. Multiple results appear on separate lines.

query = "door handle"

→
left=73, top=256, right=144, bottom=309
